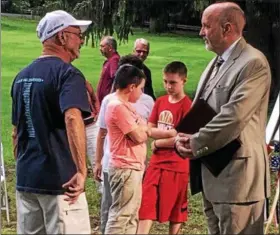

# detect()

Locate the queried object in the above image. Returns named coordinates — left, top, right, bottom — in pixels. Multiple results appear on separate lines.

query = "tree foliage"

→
left=2, top=0, right=30, bottom=13
left=30, top=0, right=134, bottom=46
left=244, top=0, right=280, bottom=102
left=5, top=0, right=280, bottom=101
left=30, top=0, right=211, bottom=42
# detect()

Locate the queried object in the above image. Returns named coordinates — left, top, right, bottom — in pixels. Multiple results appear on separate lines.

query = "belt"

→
left=84, top=116, right=95, bottom=126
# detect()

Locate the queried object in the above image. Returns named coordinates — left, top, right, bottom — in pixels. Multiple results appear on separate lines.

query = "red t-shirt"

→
left=97, top=52, right=120, bottom=104
left=149, top=95, right=192, bottom=172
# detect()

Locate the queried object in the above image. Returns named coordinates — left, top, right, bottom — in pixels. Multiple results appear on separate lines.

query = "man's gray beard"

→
left=205, top=43, right=211, bottom=51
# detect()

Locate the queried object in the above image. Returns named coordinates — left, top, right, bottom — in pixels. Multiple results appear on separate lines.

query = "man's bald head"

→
left=205, top=2, right=246, bottom=35
left=200, top=2, right=246, bottom=55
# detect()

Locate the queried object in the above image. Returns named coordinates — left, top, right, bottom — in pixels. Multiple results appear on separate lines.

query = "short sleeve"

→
left=97, top=96, right=110, bottom=129
left=148, top=98, right=160, bottom=125
left=11, top=79, right=17, bottom=126
left=147, top=97, right=155, bottom=118
left=113, top=104, right=138, bottom=135
left=59, top=71, right=90, bottom=117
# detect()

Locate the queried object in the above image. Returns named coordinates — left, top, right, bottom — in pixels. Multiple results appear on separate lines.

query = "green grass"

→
left=1, top=17, right=278, bottom=234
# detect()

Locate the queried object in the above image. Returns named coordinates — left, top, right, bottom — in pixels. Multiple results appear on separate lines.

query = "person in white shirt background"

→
left=94, top=54, right=154, bottom=234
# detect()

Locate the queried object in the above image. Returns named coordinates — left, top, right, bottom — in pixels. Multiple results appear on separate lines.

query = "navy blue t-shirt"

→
left=11, top=57, right=91, bottom=195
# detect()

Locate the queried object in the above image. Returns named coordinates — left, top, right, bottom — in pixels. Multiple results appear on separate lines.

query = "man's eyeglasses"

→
left=136, top=50, right=148, bottom=54
left=63, top=31, right=84, bottom=40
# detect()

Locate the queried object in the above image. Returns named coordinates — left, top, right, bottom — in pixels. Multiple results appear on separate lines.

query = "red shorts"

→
left=139, top=167, right=189, bottom=223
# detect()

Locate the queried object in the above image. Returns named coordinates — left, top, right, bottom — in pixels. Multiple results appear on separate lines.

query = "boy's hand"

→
left=138, top=122, right=151, bottom=137
left=168, top=128, right=177, bottom=137
left=146, top=126, right=152, bottom=137
left=151, top=140, right=158, bottom=152
left=94, top=163, right=102, bottom=182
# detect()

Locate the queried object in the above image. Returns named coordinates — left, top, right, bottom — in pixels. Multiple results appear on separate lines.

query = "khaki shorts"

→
left=16, top=191, right=91, bottom=234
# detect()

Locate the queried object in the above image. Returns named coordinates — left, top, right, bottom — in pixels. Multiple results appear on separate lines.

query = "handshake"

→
left=135, top=117, right=194, bottom=157
left=175, top=133, right=194, bottom=158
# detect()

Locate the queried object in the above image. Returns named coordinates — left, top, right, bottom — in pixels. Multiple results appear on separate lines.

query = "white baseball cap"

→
left=36, top=10, right=92, bottom=42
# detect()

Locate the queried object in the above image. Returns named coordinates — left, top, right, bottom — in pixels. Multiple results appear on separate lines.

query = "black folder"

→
left=176, top=98, right=241, bottom=177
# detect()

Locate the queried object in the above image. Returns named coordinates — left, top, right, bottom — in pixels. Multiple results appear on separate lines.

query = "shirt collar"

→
left=220, top=37, right=241, bottom=62
left=107, top=52, right=119, bottom=61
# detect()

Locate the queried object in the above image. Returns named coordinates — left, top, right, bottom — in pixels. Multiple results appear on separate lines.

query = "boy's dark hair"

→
left=114, top=64, right=146, bottom=90
left=118, top=54, right=144, bottom=70
left=163, top=61, right=188, bottom=77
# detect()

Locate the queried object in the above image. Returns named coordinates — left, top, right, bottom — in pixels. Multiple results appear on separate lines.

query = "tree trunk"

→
left=149, top=16, right=168, bottom=33
left=149, top=17, right=160, bottom=33
left=148, top=0, right=169, bottom=33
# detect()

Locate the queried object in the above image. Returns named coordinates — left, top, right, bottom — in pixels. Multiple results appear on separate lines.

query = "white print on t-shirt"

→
left=16, top=78, right=44, bottom=138
left=158, top=110, right=174, bottom=130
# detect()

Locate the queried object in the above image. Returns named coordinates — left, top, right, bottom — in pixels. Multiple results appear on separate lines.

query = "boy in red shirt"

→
left=137, top=61, right=192, bottom=234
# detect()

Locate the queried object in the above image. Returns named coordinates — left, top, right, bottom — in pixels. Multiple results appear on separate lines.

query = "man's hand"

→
left=175, top=133, right=194, bottom=158
left=94, top=163, right=102, bottom=182
left=62, top=172, right=86, bottom=204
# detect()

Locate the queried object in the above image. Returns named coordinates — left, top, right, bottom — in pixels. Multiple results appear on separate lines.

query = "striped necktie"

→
left=211, top=56, right=224, bottom=80
left=204, top=57, right=224, bottom=90
left=200, top=57, right=224, bottom=99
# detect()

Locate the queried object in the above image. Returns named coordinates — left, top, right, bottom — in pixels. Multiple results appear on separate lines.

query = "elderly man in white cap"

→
left=11, top=10, right=92, bottom=234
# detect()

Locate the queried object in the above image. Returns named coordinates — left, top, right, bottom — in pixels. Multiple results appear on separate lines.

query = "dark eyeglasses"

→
left=135, top=50, right=148, bottom=54
left=63, top=31, right=84, bottom=40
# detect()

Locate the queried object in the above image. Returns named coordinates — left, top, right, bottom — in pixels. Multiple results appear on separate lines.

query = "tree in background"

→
left=129, top=0, right=280, bottom=103
left=4, top=0, right=280, bottom=103
left=29, top=0, right=211, bottom=42
left=131, top=0, right=211, bottom=33
left=245, top=0, right=280, bottom=104
left=1, top=0, right=13, bottom=12
left=30, top=0, right=134, bottom=46
left=1, top=0, right=30, bottom=13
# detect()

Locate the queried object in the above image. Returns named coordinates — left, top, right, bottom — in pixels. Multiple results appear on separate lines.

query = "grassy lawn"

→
left=1, top=17, right=278, bottom=234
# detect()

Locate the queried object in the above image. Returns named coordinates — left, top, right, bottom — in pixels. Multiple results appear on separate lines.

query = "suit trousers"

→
left=203, top=193, right=265, bottom=234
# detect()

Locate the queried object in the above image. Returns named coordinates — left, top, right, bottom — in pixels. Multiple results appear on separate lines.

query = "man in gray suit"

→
left=175, top=2, right=271, bottom=234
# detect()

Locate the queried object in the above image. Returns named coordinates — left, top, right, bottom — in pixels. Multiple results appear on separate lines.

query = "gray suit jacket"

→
left=190, top=38, right=271, bottom=203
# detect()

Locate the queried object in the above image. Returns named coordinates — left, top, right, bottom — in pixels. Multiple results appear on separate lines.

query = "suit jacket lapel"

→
left=204, top=38, right=247, bottom=101
left=193, top=57, right=217, bottom=104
